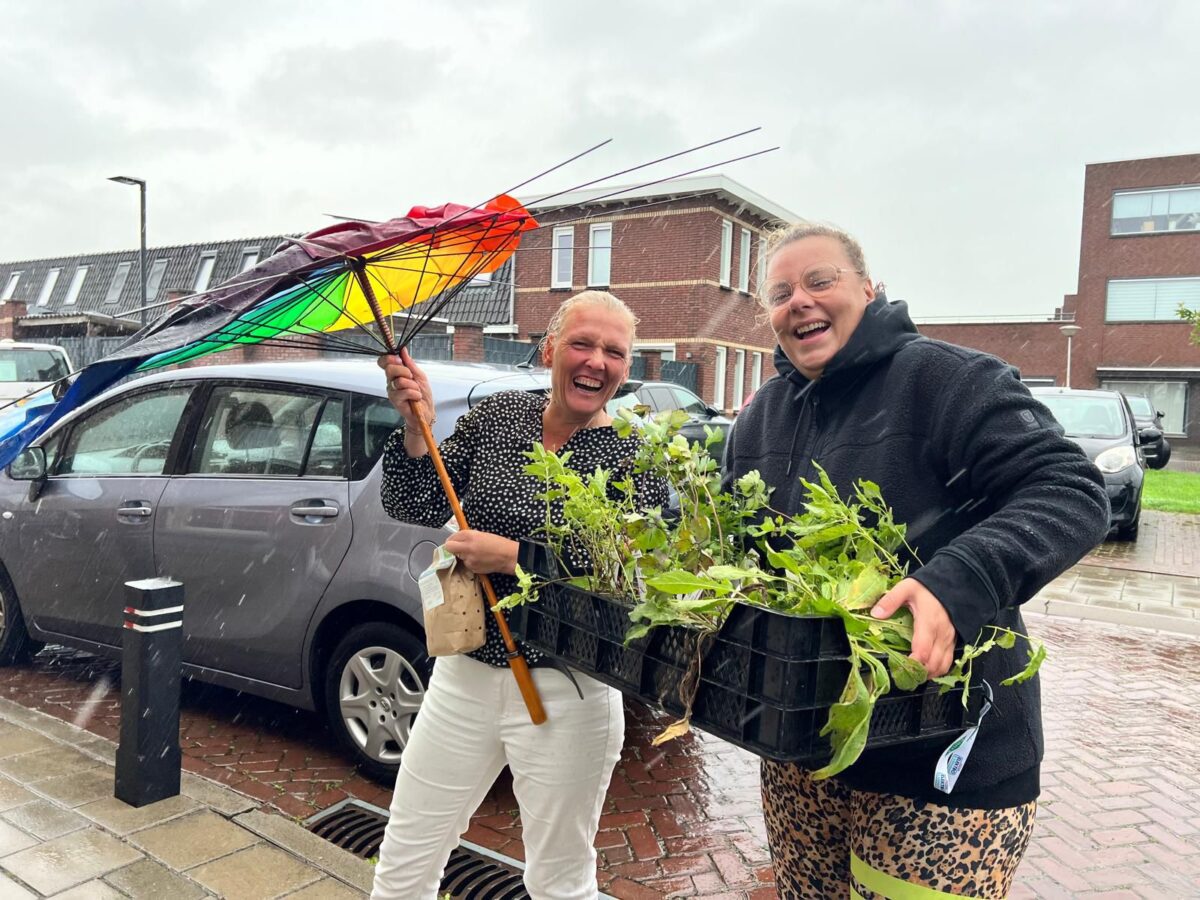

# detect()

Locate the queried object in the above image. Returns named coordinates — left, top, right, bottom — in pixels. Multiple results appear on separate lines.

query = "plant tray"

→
left=508, top=559, right=981, bottom=765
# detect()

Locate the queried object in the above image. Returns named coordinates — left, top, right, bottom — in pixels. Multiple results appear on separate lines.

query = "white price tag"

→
left=933, top=680, right=994, bottom=795
left=418, top=543, right=458, bottom=612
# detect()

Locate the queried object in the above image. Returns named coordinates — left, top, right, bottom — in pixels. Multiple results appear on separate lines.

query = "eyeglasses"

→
left=763, top=265, right=861, bottom=308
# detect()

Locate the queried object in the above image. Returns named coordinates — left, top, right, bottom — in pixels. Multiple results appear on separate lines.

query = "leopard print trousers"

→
left=762, top=760, right=1036, bottom=899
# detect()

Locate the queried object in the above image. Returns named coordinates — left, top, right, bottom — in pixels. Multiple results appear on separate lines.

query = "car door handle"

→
left=117, top=503, right=153, bottom=518
left=291, top=502, right=339, bottom=518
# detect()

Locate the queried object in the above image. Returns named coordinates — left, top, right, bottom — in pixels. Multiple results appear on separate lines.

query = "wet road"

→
left=1, top=611, right=1197, bottom=897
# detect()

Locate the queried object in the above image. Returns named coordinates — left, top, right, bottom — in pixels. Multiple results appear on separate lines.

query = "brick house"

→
left=506, top=175, right=795, bottom=410
left=919, top=152, right=1200, bottom=449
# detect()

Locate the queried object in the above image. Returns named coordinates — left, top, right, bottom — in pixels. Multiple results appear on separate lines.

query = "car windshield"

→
left=1039, top=394, right=1126, bottom=439
left=1125, top=395, right=1153, bottom=417
left=0, top=348, right=70, bottom=383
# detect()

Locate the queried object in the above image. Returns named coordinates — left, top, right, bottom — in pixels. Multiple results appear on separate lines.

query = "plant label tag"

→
left=933, top=680, right=994, bottom=794
left=418, top=544, right=457, bottom=611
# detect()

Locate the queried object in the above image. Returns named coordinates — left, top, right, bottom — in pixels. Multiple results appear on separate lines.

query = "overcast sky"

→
left=2, top=0, right=1197, bottom=319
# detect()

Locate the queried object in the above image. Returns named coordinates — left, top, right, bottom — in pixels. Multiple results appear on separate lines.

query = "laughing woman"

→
left=370, top=291, right=667, bottom=900
left=722, top=223, right=1109, bottom=898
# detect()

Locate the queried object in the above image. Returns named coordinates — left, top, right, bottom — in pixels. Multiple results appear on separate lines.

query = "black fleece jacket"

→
left=721, top=298, right=1109, bottom=808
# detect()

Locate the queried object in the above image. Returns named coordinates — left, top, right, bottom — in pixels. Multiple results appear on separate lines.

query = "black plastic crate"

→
left=508, top=578, right=982, bottom=765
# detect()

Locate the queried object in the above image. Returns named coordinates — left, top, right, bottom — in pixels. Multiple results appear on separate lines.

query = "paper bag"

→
left=418, top=545, right=486, bottom=656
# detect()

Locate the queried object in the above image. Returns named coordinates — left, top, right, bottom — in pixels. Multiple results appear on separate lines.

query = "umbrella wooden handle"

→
left=411, top=400, right=547, bottom=726
left=350, top=263, right=546, bottom=725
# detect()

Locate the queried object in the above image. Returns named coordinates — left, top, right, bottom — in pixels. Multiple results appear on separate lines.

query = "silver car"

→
left=0, top=358, right=550, bottom=780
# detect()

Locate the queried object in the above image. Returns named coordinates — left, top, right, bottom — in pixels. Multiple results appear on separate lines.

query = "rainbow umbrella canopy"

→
left=0, top=195, right=536, bottom=467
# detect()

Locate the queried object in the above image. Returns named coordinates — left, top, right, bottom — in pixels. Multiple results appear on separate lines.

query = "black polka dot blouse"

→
left=381, top=390, right=669, bottom=669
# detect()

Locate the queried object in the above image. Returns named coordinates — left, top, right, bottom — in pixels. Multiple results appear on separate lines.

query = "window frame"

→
left=551, top=226, right=574, bottom=289
left=1105, top=276, right=1200, bottom=322
left=104, top=261, right=133, bottom=305
left=713, top=346, right=727, bottom=410
left=239, top=249, right=260, bottom=273
left=738, top=228, right=752, bottom=293
left=733, top=348, right=746, bottom=405
left=1111, top=185, right=1200, bottom=236
left=145, top=258, right=170, bottom=302
left=193, top=252, right=218, bottom=293
left=36, top=268, right=61, bottom=307
left=1, top=271, right=20, bottom=301
left=751, top=351, right=763, bottom=391
left=62, top=266, right=88, bottom=306
left=719, top=220, right=733, bottom=289
left=49, top=383, right=197, bottom=478
left=588, top=223, right=612, bottom=287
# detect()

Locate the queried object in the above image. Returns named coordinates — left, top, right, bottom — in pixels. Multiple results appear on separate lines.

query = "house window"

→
left=757, top=237, right=767, bottom=294
left=1100, top=379, right=1188, bottom=435
left=738, top=229, right=751, bottom=293
left=104, top=262, right=133, bottom=305
left=551, top=226, right=574, bottom=288
left=239, top=249, right=260, bottom=273
left=713, top=346, right=727, bottom=410
left=733, top=349, right=746, bottom=407
left=36, top=268, right=61, bottom=307
left=1105, top=277, right=1200, bottom=322
left=719, top=220, right=733, bottom=288
left=146, top=258, right=169, bottom=302
left=1111, top=186, right=1200, bottom=235
left=193, top=252, right=217, bottom=292
left=751, top=351, right=763, bottom=391
left=588, top=224, right=612, bottom=287
left=1, top=271, right=20, bottom=301
left=468, top=270, right=492, bottom=286
left=63, top=266, right=89, bottom=306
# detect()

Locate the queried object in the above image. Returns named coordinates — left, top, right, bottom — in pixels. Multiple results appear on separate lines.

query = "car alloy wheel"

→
left=325, top=622, right=429, bottom=780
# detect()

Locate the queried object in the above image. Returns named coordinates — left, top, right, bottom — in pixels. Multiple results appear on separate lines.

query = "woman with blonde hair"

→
left=371, top=291, right=667, bottom=900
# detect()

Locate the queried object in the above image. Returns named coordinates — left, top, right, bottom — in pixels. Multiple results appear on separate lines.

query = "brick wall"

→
left=516, top=197, right=780, bottom=410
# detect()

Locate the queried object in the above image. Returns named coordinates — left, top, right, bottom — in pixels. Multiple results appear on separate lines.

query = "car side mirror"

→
left=705, top=405, right=721, bottom=417
left=1138, top=427, right=1162, bottom=445
left=8, top=447, right=47, bottom=501
left=8, top=447, right=46, bottom=482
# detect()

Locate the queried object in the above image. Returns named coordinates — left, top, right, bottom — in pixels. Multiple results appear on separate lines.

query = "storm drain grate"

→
left=307, top=799, right=529, bottom=899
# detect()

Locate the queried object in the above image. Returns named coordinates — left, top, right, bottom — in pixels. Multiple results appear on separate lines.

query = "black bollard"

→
left=114, top=577, right=184, bottom=808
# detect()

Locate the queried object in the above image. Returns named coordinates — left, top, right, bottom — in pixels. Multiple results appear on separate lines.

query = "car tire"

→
left=323, top=622, right=431, bottom=783
left=0, top=569, right=41, bottom=666
left=1115, top=515, right=1140, bottom=542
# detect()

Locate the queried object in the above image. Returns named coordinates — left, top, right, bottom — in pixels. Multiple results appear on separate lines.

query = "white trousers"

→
left=369, top=654, right=624, bottom=900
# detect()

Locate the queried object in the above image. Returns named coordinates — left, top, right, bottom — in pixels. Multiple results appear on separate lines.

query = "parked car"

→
left=1123, top=393, right=1171, bottom=469
left=608, top=381, right=733, bottom=450
left=0, top=340, right=73, bottom=406
left=0, top=358, right=551, bottom=781
left=1029, top=387, right=1144, bottom=541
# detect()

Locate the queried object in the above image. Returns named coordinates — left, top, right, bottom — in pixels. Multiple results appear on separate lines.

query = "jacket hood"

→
left=773, top=298, right=922, bottom=387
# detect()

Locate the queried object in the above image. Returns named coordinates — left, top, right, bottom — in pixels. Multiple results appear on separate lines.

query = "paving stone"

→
left=78, top=792, right=200, bottom=835
left=31, top=766, right=114, bottom=808
left=234, top=809, right=375, bottom=893
left=285, top=878, right=367, bottom=898
left=0, top=819, right=38, bottom=856
left=0, top=827, right=142, bottom=895
left=0, top=746, right=101, bottom=784
left=187, top=843, right=321, bottom=899
left=0, top=871, right=34, bottom=898
left=52, top=880, right=127, bottom=899
left=0, top=776, right=37, bottom=812
left=105, top=858, right=212, bottom=899
left=1, top=798, right=87, bottom=840
left=129, top=809, right=259, bottom=871
left=0, top=727, right=55, bottom=759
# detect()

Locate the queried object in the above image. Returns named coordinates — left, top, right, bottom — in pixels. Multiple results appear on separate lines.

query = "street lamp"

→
left=1059, top=324, right=1082, bottom=388
left=108, top=176, right=147, bottom=325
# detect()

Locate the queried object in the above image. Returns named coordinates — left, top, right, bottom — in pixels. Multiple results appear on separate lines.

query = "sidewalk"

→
left=0, top=699, right=372, bottom=898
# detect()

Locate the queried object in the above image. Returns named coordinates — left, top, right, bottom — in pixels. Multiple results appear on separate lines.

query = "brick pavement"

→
left=1, top=533, right=1199, bottom=896
left=1083, top=509, right=1200, bottom=578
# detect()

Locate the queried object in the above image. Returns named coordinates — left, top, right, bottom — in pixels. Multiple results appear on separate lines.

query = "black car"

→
left=1030, top=387, right=1144, bottom=541
left=608, top=381, right=733, bottom=450
left=1123, top=393, right=1171, bottom=469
